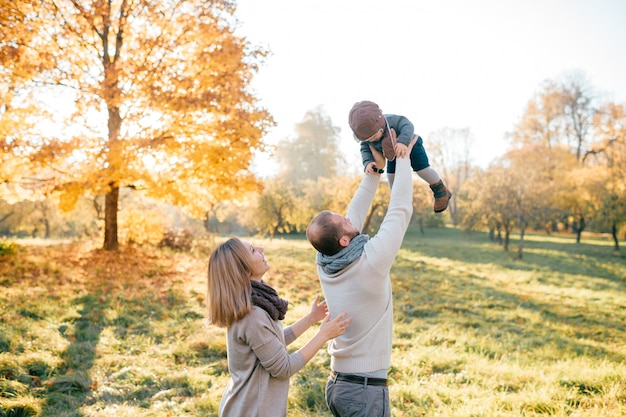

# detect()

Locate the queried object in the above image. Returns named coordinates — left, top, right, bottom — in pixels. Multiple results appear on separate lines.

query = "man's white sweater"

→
left=318, top=156, right=413, bottom=374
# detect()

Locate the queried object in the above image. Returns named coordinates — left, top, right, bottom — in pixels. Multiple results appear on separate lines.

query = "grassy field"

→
left=1, top=227, right=625, bottom=416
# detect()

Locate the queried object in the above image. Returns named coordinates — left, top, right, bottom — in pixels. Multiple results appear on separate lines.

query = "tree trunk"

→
left=517, top=225, right=525, bottom=260
left=612, top=223, right=620, bottom=252
left=102, top=52, right=122, bottom=250
left=503, top=227, right=510, bottom=251
left=203, top=204, right=216, bottom=233
left=103, top=106, right=121, bottom=249
left=103, top=184, right=119, bottom=250
left=449, top=194, right=457, bottom=226
left=203, top=211, right=210, bottom=233
left=0, top=212, right=14, bottom=225
left=40, top=202, right=50, bottom=239
left=575, top=215, right=585, bottom=243
left=43, top=218, right=50, bottom=239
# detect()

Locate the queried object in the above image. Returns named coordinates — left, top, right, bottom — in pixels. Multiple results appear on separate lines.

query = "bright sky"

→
left=235, top=0, right=626, bottom=175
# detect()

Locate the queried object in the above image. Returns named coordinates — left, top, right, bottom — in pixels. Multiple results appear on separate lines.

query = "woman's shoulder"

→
left=249, top=305, right=274, bottom=319
left=233, top=306, right=273, bottom=327
left=230, top=306, right=282, bottom=342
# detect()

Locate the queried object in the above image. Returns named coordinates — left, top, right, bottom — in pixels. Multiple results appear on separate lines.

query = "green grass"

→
left=0, top=228, right=625, bottom=416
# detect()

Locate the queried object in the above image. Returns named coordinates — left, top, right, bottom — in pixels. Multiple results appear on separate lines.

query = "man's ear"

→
left=338, top=235, right=350, bottom=247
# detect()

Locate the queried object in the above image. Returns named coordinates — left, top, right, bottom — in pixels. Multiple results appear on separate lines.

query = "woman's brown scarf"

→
left=251, top=280, right=288, bottom=321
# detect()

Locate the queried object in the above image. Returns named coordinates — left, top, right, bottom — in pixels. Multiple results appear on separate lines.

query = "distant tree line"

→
left=458, top=73, right=626, bottom=257
left=208, top=107, right=445, bottom=240
left=1, top=63, right=625, bottom=259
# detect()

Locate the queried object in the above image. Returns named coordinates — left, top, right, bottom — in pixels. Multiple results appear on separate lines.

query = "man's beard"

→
left=348, top=230, right=360, bottom=241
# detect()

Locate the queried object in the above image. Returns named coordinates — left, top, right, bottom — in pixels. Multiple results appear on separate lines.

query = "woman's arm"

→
left=245, top=307, right=351, bottom=378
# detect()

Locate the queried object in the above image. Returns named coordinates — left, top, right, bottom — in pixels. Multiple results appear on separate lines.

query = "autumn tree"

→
left=250, top=107, right=352, bottom=236
left=1, top=2, right=53, bottom=212
left=274, top=106, right=344, bottom=182
left=246, top=179, right=296, bottom=239
left=510, top=73, right=595, bottom=162
left=461, top=164, right=516, bottom=251
left=1, top=0, right=271, bottom=250
left=511, top=79, right=565, bottom=149
left=293, top=175, right=361, bottom=231
left=561, top=72, right=595, bottom=161
left=505, top=145, right=573, bottom=258
left=460, top=144, right=569, bottom=258
left=553, top=163, right=603, bottom=243
left=506, top=73, right=613, bottom=244
left=0, top=195, right=100, bottom=238
left=586, top=102, right=626, bottom=251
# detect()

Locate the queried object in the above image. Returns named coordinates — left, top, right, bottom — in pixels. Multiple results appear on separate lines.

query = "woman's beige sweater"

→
left=219, top=306, right=306, bottom=417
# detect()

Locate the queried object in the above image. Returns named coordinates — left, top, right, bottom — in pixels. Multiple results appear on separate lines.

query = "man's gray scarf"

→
left=316, top=234, right=369, bottom=274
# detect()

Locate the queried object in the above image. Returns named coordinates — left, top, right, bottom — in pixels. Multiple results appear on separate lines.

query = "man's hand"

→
left=365, top=162, right=383, bottom=175
left=365, top=145, right=386, bottom=175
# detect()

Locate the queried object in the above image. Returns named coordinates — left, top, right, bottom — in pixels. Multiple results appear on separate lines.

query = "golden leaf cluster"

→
left=1, top=0, right=272, bottom=221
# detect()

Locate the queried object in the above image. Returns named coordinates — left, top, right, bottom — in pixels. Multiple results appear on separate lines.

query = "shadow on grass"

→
left=37, top=246, right=192, bottom=417
left=42, top=293, right=105, bottom=416
left=393, top=228, right=626, bottom=364
left=402, top=227, right=626, bottom=285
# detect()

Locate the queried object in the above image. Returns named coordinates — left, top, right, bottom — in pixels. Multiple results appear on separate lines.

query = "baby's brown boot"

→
left=430, top=180, right=451, bottom=213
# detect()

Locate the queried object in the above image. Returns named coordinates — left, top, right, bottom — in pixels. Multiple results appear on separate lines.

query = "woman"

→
left=207, top=237, right=351, bottom=417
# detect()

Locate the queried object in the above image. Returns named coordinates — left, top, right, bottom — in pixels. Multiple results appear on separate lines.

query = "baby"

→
left=349, top=100, right=451, bottom=213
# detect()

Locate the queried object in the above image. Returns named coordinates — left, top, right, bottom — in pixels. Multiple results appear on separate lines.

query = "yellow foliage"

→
left=119, top=208, right=167, bottom=246
left=57, top=182, right=84, bottom=212
left=1, top=0, right=273, bottom=248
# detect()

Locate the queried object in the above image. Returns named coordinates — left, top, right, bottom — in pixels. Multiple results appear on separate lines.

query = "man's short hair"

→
left=306, top=210, right=343, bottom=256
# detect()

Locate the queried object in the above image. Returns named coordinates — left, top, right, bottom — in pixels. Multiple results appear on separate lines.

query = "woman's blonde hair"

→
left=207, top=237, right=254, bottom=328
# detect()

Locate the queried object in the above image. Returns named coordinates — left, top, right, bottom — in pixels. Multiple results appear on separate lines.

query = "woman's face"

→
left=243, top=241, right=269, bottom=281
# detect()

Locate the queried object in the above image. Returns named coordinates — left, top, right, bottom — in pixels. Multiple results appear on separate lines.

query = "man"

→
left=306, top=136, right=414, bottom=416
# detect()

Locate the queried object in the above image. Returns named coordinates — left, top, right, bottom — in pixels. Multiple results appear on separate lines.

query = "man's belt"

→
left=330, top=371, right=388, bottom=387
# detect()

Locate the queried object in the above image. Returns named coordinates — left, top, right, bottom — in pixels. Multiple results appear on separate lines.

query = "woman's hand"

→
left=309, top=295, right=328, bottom=323
left=319, top=312, right=352, bottom=341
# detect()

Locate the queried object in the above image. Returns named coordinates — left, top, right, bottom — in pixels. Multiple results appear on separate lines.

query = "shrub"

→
left=0, top=241, right=17, bottom=256
left=119, top=208, right=166, bottom=246
left=158, top=229, right=194, bottom=251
